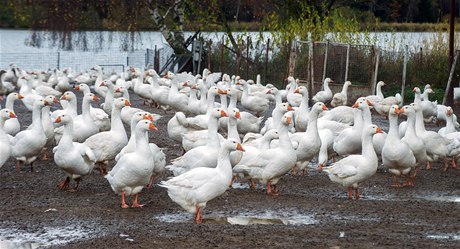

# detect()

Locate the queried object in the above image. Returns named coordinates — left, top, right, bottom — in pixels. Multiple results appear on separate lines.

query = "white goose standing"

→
left=53, top=114, right=96, bottom=191
left=331, top=81, right=352, bottom=107
left=0, top=109, right=17, bottom=168
left=105, top=120, right=157, bottom=208
left=160, top=139, right=244, bottom=223
left=3, top=92, right=23, bottom=136
left=312, top=78, right=333, bottom=104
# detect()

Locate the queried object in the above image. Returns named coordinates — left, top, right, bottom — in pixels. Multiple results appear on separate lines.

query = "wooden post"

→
left=246, top=36, right=249, bottom=80
left=371, top=48, right=380, bottom=95
left=288, top=40, right=296, bottom=77
left=401, top=46, right=408, bottom=104
left=322, top=41, right=329, bottom=83
left=236, top=40, right=242, bottom=76
left=345, top=44, right=350, bottom=82
left=264, top=39, right=270, bottom=83
left=207, top=41, right=212, bottom=72
left=310, top=40, right=315, bottom=94
left=443, top=50, right=459, bottom=105
left=219, top=40, right=224, bottom=72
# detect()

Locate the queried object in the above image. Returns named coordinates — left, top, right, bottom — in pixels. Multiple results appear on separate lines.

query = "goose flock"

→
left=1, top=63, right=459, bottom=224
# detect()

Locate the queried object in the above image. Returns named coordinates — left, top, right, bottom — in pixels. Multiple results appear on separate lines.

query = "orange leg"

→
left=273, top=184, right=279, bottom=195
left=195, top=206, right=203, bottom=224
left=347, top=187, right=353, bottom=200
left=317, top=163, right=324, bottom=172
left=16, top=161, right=22, bottom=172
left=426, top=161, right=432, bottom=170
left=411, top=166, right=419, bottom=178
left=452, top=158, right=458, bottom=169
left=58, top=177, right=70, bottom=190
left=292, top=165, right=298, bottom=176
left=266, top=181, right=271, bottom=194
left=146, top=175, right=155, bottom=189
left=301, top=169, right=307, bottom=176
left=68, top=178, right=81, bottom=192
left=121, top=192, right=129, bottom=209
left=98, top=162, right=107, bottom=176
left=354, top=188, right=360, bottom=200
left=249, top=179, right=256, bottom=190
left=41, top=147, right=48, bottom=160
left=229, top=175, right=235, bottom=189
left=403, top=177, right=415, bottom=187
left=131, top=194, right=144, bottom=208
left=390, top=175, right=402, bottom=188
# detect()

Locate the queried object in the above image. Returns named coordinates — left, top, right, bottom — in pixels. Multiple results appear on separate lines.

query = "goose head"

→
left=294, top=86, right=308, bottom=96
left=84, top=93, right=99, bottom=103
left=210, top=108, right=227, bottom=119
left=281, top=112, right=293, bottom=125
left=276, top=103, right=294, bottom=113
left=54, top=114, right=73, bottom=125
left=223, top=138, right=245, bottom=152
left=45, top=95, right=59, bottom=105
left=344, top=81, right=352, bottom=87
left=229, top=108, right=241, bottom=120
left=409, top=102, right=421, bottom=112
left=324, top=78, right=334, bottom=85
left=34, top=98, right=50, bottom=108
left=365, top=124, right=384, bottom=136
left=353, top=97, right=372, bottom=109
left=113, top=97, right=131, bottom=109
left=412, top=87, right=421, bottom=94
left=9, top=92, right=24, bottom=100
left=446, top=106, right=454, bottom=117
left=131, top=111, right=153, bottom=124
left=377, top=81, right=385, bottom=87
left=399, top=105, right=415, bottom=117
left=311, top=102, right=328, bottom=114
left=389, top=105, right=400, bottom=116
left=136, top=119, right=157, bottom=132
left=264, top=129, right=279, bottom=140
left=0, top=109, right=17, bottom=120
left=60, top=91, right=76, bottom=101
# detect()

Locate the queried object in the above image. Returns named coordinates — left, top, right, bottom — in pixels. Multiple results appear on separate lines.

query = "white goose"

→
left=331, top=81, right=352, bottom=107
left=400, top=105, right=427, bottom=172
left=323, top=125, right=382, bottom=200
left=39, top=95, right=60, bottom=160
left=115, top=111, right=153, bottom=161
left=260, top=102, right=294, bottom=135
left=100, top=80, right=116, bottom=115
left=0, top=109, right=17, bottom=168
left=53, top=114, right=96, bottom=192
left=160, top=139, right=244, bottom=223
left=18, top=75, right=42, bottom=111
left=286, top=77, right=302, bottom=107
left=438, top=107, right=456, bottom=136
left=312, top=78, right=333, bottom=104
left=233, top=112, right=297, bottom=195
left=237, top=79, right=270, bottom=117
left=186, top=86, right=226, bottom=130
left=50, top=91, right=77, bottom=120
left=11, top=98, right=50, bottom=172
left=165, top=72, right=189, bottom=112
left=105, top=119, right=157, bottom=208
left=3, top=92, right=23, bottom=136
left=382, top=105, right=417, bottom=187
left=84, top=98, right=130, bottom=175
left=293, top=86, right=310, bottom=132
left=147, top=70, right=170, bottom=109
left=74, top=83, right=110, bottom=131
left=166, top=108, right=227, bottom=176
left=92, top=65, right=107, bottom=98
left=366, top=81, right=385, bottom=105
left=333, top=106, right=364, bottom=156
left=290, top=102, right=327, bottom=175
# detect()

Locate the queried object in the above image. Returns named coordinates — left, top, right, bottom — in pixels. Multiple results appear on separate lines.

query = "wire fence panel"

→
left=1, top=52, right=59, bottom=70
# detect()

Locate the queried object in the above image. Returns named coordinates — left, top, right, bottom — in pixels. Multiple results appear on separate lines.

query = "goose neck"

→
left=376, top=84, right=384, bottom=98
left=60, top=119, right=74, bottom=146
left=361, top=107, right=372, bottom=126
left=414, top=109, right=426, bottom=135
left=405, top=114, right=417, bottom=137
left=110, top=106, right=125, bottom=135
left=228, top=94, right=237, bottom=109
left=216, top=148, right=233, bottom=176
left=361, top=132, right=377, bottom=159
left=31, top=104, right=44, bottom=132
left=82, top=98, right=92, bottom=121
left=207, top=116, right=220, bottom=148
left=228, top=117, right=240, bottom=142
left=134, top=128, right=150, bottom=155
left=278, top=123, right=293, bottom=149
left=5, top=95, right=15, bottom=110
left=387, top=114, right=400, bottom=140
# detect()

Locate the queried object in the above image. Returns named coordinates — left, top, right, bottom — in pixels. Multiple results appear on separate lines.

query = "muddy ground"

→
left=1, top=89, right=460, bottom=249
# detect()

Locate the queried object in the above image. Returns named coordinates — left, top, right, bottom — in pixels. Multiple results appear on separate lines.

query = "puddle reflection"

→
left=0, top=240, right=40, bottom=249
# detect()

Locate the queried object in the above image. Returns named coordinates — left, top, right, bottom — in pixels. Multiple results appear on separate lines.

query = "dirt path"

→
left=1, top=90, right=459, bottom=248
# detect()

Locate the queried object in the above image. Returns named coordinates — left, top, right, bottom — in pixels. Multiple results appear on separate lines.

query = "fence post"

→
left=310, top=40, right=315, bottom=94
left=246, top=36, right=249, bottom=80
left=57, top=52, right=60, bottom=70
left=345, top=44, right=350, bottom=82
left=322, top=41, right=329, bottom=83
left=236, top=41, right=242, bottom=76
left=154, top=45, right=159, bottom=72
left=288, top=40, right=296, bottom=77
left=371, top=48, right=380, bottom=95
left=443, top=50, right=459, bottom=105
left=126, top=56, right=129, bottom=67
left=401, top=45, right=408, bottom=104
left=208, top=41, right=212, bottom=72
left=265, top=38, right=270, bottom=83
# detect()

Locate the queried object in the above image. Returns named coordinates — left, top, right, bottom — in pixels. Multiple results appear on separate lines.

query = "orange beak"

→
left=99, top=82, right=106, bottom=87
left=60, top=95, right=66, bottom=100
left=54, top=116, right=62, bottom=123
left=149, top=123, right=158, bottom=131
left=53, top=97, right=59, bottom=103
left=191, top=84, right=197, bottom=90
left=236, top=143, right=245, bottom=152
left=412, top=88, right=416, bottom=93
left=93, top=95, right=99, bottom=101
left=287, top=105, right=294, bottom=111
left=266, top=89, right=272, bottom=94
left=18, top=94, right=24, bottom=99
left=376, top=127, right=383, bottom=133
left=182, top=81, right=189, bottom=87
left=217, top=88, right=227, bottom=94
left=124, top=99, right=131, bottom=106
left=74, top=85, right=80, bottom=90
left=322, top=105, right=328, bottom=110
left=44, top=100, right=50, bottom=106
left=286, top=116, right=292, bottom=124
left=220, top=110, right=228, bottom=117
left=9, top=112, right=17, bottom=118
left=235, top=81, right=241, bottom=85
left=294, top=88, right=300, bottom=94
left=366, top=99, right=373, bottom=106
left=352, top=103, right=359, bottom=108
left=235, top=112, right=241, bottom=119
left=144, top=114, right=153, bottom=121
left=115, top=88, right=121, bottom=93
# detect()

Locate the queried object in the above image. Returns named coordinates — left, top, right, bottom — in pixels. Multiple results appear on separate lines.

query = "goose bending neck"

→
left=376, top=83, right=384, bottom=98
